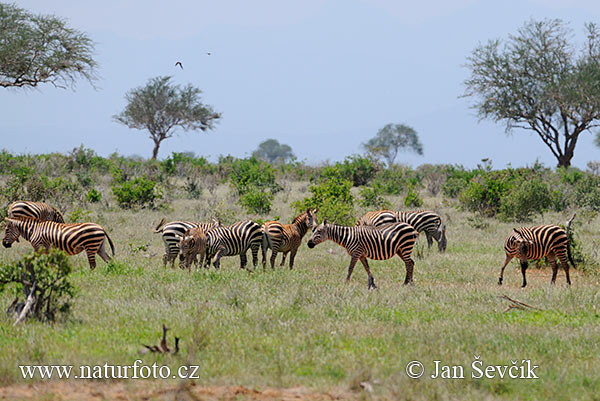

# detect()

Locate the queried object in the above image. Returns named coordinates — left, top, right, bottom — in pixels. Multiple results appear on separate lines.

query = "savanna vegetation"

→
left=0, top=148, right=599, bottom=400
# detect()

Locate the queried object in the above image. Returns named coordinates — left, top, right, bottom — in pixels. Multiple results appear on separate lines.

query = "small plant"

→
left=404, top=185, right=423, bottom=208
left=0, top=250, right=76, bottom=324
left=292, top=173, right=355, bottom=225
left=498, top=177, right=552, bottom=222
left=111, top=176, right=162, bottom=209
left=68, top=207, right=91, bottom=223
left=86, top=188, right=102, bottom=203
left=240, top=189, right=274, bottom=215
left=358, top=186, right=391, bottom=209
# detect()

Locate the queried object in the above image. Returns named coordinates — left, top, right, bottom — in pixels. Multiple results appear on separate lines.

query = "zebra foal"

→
left=8, top=200, right=65, bottom=223
left=153, top=218, right=219, bottom=267
left=262, top=208, right=318, bottom=269
left=498, top=224, right=575, bottom=287
left=356, top=209, right=447, bottom=252
left=3, top=217, right=115, bottom=269
left=307, top=219, right=419, bottom=289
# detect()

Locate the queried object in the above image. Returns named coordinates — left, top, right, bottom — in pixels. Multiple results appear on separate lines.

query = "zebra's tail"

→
left=105, top=231, right=116, bottom=257
left=153, top=217, right=167, bottom=233
left=261, top=225, right=271, bottom=267
left=566, top=213, right=576, bottom=269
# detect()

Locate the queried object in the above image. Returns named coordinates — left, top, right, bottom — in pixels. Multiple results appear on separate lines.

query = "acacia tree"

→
left=252, top=139, right=295, bottom=164
left=363, top=123, right=423, bottom=165
left=113, top=76, right=221, bottom=159
left=0, top=2, right=97, bottom=89
left=464, top=19, right=600, bottom=168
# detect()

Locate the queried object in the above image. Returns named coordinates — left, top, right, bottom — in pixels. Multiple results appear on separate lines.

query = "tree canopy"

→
left=363, top=123, right=423, bottom=165
left=0, top=2, right=97, bottom=89
left=252, top=139, right=295, bottom=164
left=113, top=76, right=221, bottom=160
left=463, top=18, right=600, bottom=167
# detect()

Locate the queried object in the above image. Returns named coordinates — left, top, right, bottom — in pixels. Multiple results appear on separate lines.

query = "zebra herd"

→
left=1, top=200, right=576, bottom=288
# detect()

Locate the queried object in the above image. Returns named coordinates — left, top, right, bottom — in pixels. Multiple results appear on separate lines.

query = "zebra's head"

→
left=307, top=218, right=328, bottom=249
left=2, top=218, right=21, bottom=248
left=305, top=208, right=319, bottom=229
left=512, top=228, right=533, bottom=256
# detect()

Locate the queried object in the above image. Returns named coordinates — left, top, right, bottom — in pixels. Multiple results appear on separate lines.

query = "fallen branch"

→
left=141, top=324, right=180, bottom=354
left=499, top=294, right=540, bottom=313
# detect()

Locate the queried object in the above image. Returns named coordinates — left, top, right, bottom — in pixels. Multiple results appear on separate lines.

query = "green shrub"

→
left=358, top=186, right=391, bottom=209
left=0, top=250, right=76, bottom=323
left=459, top=172, right=513, bottom=216
left=339, top=155, right=379, bottom=186
left=292, top=175, right=355, bottom=225
left=86, top=188, right=102, bottom=203
left=404, top=185, right=423, bottom=208
left=498, top=177, right=552, bottom=222
left=573, top=174, right=600, bottom=211
left=111, top=176, right=162, bottom=209
left=240, top=189, right=274, bottom=215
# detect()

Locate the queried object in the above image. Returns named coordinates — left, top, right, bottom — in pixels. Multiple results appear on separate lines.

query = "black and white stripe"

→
left=498, top=225, right=575, bottom=287
left=206, top=220, right=264, bottom=269
left=153, top=218, right=218, bottom=267
left=356, top=209, right=447, bottom=251
left=8, top=200, right=65, bottom=223
left=307, top=219, right=419, bottom=289
left=3, top=217, right=114, bottom=269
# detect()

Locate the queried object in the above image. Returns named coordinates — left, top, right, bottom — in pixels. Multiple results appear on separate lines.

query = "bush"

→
left=86, top=188, right=102, bottom=203
left=339, top=155, right=379, bottom=186
left=229, top=157, right=281, bottom=214
left=112, top=176, right=162, bottom=209
left=0, top=250, right=76, bottom=323
left=498, top=177, right=552, bottom=222
left=404, top=185, right=423, bottom=208
left=370, top=165, right=413, bottom=195
left=459, top=171, right=513, bottom=216
left=358, top=186, right=392, bottom=209
left=573, top=174, right=600, bottom=211
left=292, top=174, right=355, bottom=225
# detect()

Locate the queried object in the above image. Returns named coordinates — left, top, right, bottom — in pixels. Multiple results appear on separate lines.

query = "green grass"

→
left=1, top=190, right=599, bottom=400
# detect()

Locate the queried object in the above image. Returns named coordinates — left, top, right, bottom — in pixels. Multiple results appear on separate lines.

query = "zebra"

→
left=206, top=220, right=264, bottom=269
left=8, top=200, right=65, bottom=223
left=498, top=225, right=575, bottom=287
left=355, top=209, right=447, bottom=252
left=307, top=218, right=419, bottom=289
left=262, top=208, right=318, bottom=269
left=153, top=218, right=219, bottom=267
left=178, top=227, right=208, bottom=271
left=2, top=217, right=115, bottom=269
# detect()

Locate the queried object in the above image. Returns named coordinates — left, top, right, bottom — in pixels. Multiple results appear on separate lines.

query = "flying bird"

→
left=175, top=61, right=183, bottom=69
left=206, top=52, right=211, bottom=56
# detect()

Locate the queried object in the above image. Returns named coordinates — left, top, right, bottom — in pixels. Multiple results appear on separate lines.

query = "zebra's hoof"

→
left=498, top=279, right=503, bottom=286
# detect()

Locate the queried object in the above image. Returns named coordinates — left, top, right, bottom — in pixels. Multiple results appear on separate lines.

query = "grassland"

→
left=1, top=185, right=599, bottom=400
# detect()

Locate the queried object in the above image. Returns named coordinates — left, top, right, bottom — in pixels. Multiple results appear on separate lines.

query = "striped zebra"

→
left=2, top=217, right=115, bottom=269
left=8, top=200, right=65, bottom=223
left=262, top=208, right=318, bottom=269
left=307, top=218, right=419, bottom=289
left=498, top=225, right=575, bottom=287
left=355, top=209, right=447, bottom=252
left=153, top=218, right=219, bottom=267
left=206, top=220, right=264, bottom=269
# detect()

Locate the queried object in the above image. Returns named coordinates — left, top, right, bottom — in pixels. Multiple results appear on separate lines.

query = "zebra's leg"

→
left=548, top=255, right=558, bottom=285
left=520, top=260, right=528, bottom=288
left=85, top=250, right=97, bottom=270
left=498, top=254, right=513, bottom=285
left=359, top=257, right=377, bottom=289
left=289, top=248, right=298, bottom=270
left=403, top=258, right=415, bottom=285
left=346, top=256, right=359, bottom=282
left=280, top=251, right=288, bottom=267
left=436, top=224, right=447, bottom=252
left=558, top=253, right=572, bottom=286
left=212, top=248, right=223, bottom=269
left=251, top=244, right=260, bottom=268
left=240, top=252, right=248, bottom=269
left=270, top=249, right=278, bottom=269
left=425, top=232, right=433, bottom=249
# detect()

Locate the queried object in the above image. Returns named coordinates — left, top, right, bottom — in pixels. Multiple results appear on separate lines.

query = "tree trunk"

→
left=152, top=140, right=162, bottom=160
left=556, top=150, right=573, bottom=168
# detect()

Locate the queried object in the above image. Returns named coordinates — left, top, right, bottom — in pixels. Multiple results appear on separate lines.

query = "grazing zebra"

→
left=307, top=219, right=419, bottom=289
left=2, top=217, right=115, bottom=269
left=206, top=220, right=264, bottom=269
left=498, top=225, right=575, bottom=287
left=178, top=227, right=208, bottom=271
left=262, top=208, right=318, bottom=269
left=355, top=209, right=447, bottom=252
left=8, top=200, right=65, bottom=223
left=153, top=218, right=219, bottom=267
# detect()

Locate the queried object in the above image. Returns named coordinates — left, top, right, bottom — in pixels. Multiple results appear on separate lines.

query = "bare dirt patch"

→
left=0, top=381, right=356, bottom=401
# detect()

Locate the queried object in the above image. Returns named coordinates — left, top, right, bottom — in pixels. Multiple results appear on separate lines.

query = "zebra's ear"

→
left=513, top=228, right=523, bottom=237
left=313, top=207, right=319, bottom=214
left=323, top=218, right=328, bottom=226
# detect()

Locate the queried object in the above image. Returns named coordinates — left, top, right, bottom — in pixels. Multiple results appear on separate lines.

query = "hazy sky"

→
left=3, top=0, right=600, bottom=168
